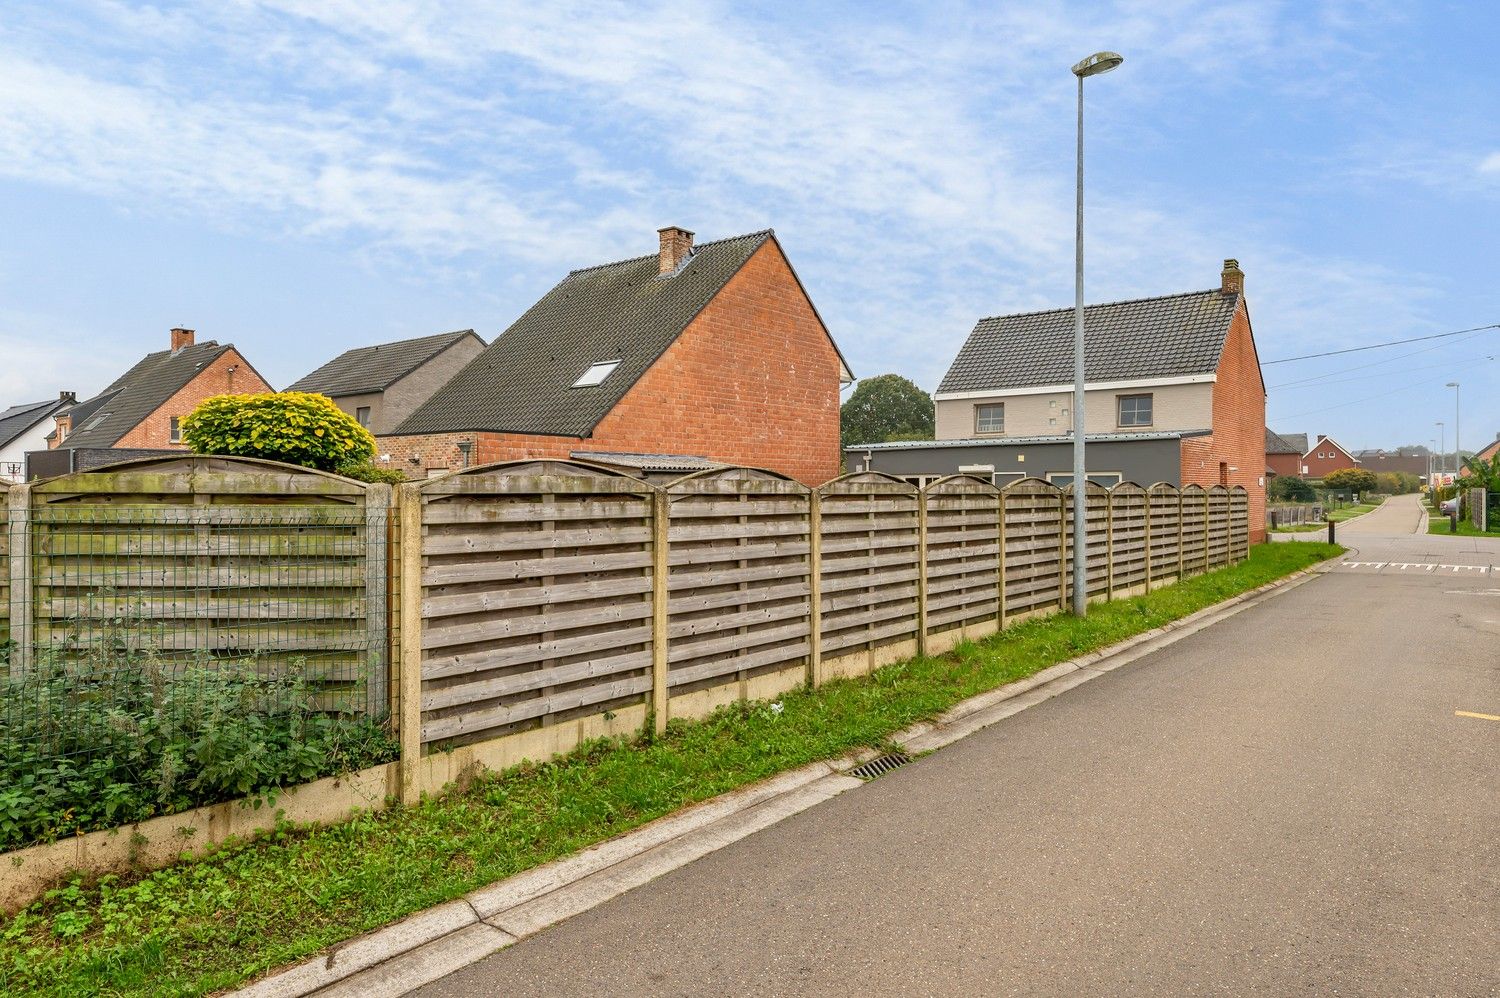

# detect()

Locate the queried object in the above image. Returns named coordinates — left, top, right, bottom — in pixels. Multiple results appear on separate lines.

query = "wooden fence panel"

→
left=1207, top=486, right=1232, bottom=568
left=1061, top=482, right=1111, bottom=605
left=1180, top=485, right=1208, bottom=576
left=923, top=476, right=1001, bottom=637
left=24, top=457, right=383, bottom=710
left=817, top=473, right=920, bottom=659
left=1148, top=484, right=1182, bottom=584
left=1111, top=483, right=1149, bottom=594
left=664, top=469, right=812, bottom=695
left=415, top=461, right=655, bottom=750
left=1229, top=487, right=1249, bottom=561
left=1001, top=479, right=1064, bottom=618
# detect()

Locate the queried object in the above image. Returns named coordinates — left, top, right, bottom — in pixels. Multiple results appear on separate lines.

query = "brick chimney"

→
left=58, top=390, right=76, bottom=404
left=657, top=226, right=695, bottom=275
left=170, top=327, right=195, bottom=352
left=1221, top=259, right=1244, bottom=296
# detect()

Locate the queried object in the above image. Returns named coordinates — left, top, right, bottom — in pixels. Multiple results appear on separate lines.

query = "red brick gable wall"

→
left=114, top=348, right=272, bottom=449
left=379, top=239, right=844, bottom=485
left=1301, top=438, right=1358, bottom=479
left=1180, top=300, right=1267, bottom=542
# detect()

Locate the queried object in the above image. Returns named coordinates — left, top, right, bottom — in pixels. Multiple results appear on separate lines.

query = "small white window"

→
left=169, top=416, right=182, bottom=443
left=356, top=406, right=371, bottom=428
left=974, top=404, right=1004, bottom=434
left=572, top=360, right=621, bottom=388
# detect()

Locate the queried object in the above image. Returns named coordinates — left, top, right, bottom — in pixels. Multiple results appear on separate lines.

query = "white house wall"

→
left=934, top=381, right=1215, bottom=440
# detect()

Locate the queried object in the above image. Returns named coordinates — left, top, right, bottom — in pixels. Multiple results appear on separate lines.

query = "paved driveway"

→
left=418, top=517, right=1500, bottom=997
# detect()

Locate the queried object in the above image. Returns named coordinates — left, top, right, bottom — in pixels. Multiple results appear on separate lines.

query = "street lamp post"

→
left=1447, top=381, right=1460, bottom=478
left=1437, top=422, right=1445, bottom=480
left=1069, top=49, right=1123, bottom=617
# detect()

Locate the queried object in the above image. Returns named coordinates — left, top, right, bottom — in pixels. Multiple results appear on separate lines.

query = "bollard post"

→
left=1327, top=517, right=1336, bottom=545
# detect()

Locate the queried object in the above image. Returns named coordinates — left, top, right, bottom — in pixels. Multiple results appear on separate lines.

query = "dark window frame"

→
left=974, top=403, right=1005, bottom=435
left=1117, top=393, right=1154, bottom=428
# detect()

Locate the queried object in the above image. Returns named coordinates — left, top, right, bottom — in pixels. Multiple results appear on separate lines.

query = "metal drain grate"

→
left=847, top=752, right=913, bottom=781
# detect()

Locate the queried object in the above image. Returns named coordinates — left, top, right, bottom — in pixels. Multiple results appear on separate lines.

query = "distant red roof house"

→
left=1302, top=434, right=1360, bottom=479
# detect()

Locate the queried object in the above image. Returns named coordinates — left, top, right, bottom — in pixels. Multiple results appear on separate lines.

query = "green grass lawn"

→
left=0, top=541, right=1342, bottom=998
left=1425, top=515, right=1498, bottom=537
left=1271, top=523, right=1327, bottom=534
left=1326, top=501, right=1382, bottom=523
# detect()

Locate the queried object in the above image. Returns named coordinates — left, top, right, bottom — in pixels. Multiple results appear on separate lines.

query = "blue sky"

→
left=2, top=1, right=1497, bottom=453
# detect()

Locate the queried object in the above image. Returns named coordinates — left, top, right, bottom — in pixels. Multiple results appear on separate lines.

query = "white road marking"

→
left=1338, top=561, right=1492, bottom=575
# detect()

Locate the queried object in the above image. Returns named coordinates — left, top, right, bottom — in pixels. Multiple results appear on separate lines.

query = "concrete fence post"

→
left=396, top=484, right=424, bottom=806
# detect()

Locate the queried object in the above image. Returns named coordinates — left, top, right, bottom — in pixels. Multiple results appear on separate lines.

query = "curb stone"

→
left=233, top=558, right=1330, bottom=998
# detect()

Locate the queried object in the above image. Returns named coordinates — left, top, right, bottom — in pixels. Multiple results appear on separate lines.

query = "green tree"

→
left=1268, top=476, right=1315, bottom=502
left=1322, top=467, right=1378, bottom=495
left=182, top=392, right=376, bottom=472
left=840, top=374, right=934, bottom=447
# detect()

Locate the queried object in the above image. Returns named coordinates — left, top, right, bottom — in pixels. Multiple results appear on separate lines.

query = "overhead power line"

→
left=1261, top=323, right=1499, bottom=365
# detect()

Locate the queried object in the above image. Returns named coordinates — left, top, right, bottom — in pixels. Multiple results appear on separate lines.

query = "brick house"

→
left=380, top=227, right=851, bottom=485
left=1266, top=429, right=1308, bottom=478
left=1301, top=434, right=1360, bottom=479
left=287, top=329, right=485, bottom=434
left=47, top=327, right=271, bottom=455
left=921, top=259, right=1267, bottom=540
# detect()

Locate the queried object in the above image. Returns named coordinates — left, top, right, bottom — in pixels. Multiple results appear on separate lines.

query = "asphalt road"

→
left=420, top=506, right=1500, bottom=997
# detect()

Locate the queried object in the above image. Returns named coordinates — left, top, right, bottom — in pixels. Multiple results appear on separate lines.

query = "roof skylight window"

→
left=572, top=360, right=621, bottom=388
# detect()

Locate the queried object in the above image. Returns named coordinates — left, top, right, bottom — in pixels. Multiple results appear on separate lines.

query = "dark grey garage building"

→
left=844, top=430, right=1207, bottom=489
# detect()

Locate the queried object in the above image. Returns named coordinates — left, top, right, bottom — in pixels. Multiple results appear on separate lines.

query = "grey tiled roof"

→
left=1278, top=432, right=1309, bottom=454
left=1265, top=428, right=1302, bottom=454
left=938, top=289, right=1239, bottom=393
left=396, top=231, right=775, bottom=437
left=62, top=342, right=234, bottom=449
left=0, top=398, right=66, bottom=449
left=288, top=330, right=482, bottom=397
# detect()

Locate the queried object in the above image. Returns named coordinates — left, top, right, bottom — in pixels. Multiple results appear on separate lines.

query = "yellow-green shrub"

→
left=181, top=392, right=376, bottom=471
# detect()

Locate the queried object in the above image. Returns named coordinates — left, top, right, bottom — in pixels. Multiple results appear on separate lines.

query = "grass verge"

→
left=0, top=541, right=1342, bottom=997
left=1271, top=523, right=1326, bottom=534
left=1326, top=501, right=1381, bottom=523
left=1425, top=515, right=1497, bottom=537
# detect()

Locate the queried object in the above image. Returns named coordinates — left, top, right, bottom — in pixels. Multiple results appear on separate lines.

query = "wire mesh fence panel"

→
left=1001, top=479, right=1064, bottom=618
left=1110, top=483, right=1149, bottom=594
left=816, top=474, right=920, bottom=661
left=1207, top=486, right=1232, bottom=568
left=1148, top=484, right=1182, bottom=584
left=665, top=469, right=812, bottom=696
left=0, top=481, right=10, bottom=663
left=415, top=462, right=655, bottom=750
left=922, top=476, right=1001, bottom=637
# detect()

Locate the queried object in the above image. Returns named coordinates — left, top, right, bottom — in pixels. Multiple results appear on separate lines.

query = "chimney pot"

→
left=1220, top=259, right=1244, bottom=296
left=59, top=390, right=76, bottom=403
left=657, top=226, right=695, bottom=275
left=171, top=327, right=195, bottom=351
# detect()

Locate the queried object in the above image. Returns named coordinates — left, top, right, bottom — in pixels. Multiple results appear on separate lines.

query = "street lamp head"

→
left=1446, top=381, right=1459, bottom=388
left=1072, top=51, right=1124, bottom=77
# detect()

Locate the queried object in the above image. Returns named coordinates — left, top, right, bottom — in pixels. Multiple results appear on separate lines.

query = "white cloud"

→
left=1481, top=152, right=1500, bottom=175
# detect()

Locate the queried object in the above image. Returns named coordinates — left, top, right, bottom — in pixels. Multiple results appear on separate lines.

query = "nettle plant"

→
left=0, top=601, right=396, bottom=851
left=181, top=391, right=377, bottom=472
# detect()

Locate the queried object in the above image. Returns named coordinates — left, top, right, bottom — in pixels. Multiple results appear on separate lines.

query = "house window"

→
left=572, top=360, right=621, bottom=388
left=974, top=404, right=1005, bottom=434
left=356, top=406, right=371, bottom=428
left=1117, top=393, right=1153, bottom=427
left=169, top=417, right=182, bottom=443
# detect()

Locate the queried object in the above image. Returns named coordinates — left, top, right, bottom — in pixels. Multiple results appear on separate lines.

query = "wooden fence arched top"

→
left=1061, top=480, right=1112, bottom=499
left=1111, top=481, right=1149, bottom=497
left=1181, top=483, right=1207, bottom=496
left=1147, top=482, right=1180, bottom=496
left=1000, top=476, right=1061, bottom=496
left=30, top=454, right=370, bottom=505
left=416, top=458, right=657, bottom=497
left=665, top=466, right=809, bottom=499
left=817, top=471, right=918, bottom=497
left=923, top=473, right=1002, bottom=497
